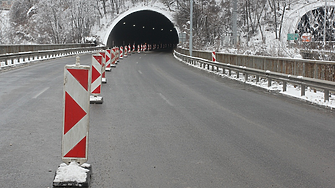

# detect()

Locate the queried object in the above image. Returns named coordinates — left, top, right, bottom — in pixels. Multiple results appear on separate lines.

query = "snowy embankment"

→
left=174, top=52, right=335, bottom=109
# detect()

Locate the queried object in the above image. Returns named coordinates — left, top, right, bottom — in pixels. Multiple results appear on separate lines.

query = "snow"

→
left=53, top=162, right=90, bottom=183
left=0, top=10, right=10, bottom=30
left=174, top=52, right=335, bottom=109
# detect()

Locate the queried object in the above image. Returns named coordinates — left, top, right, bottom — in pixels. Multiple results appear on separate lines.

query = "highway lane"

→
left=0, top=51, right=334, bottom=187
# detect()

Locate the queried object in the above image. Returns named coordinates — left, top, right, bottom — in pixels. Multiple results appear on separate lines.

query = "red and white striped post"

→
left=124, top=46, right=128, bottom=57
left=116, top=47, right=120, bottom=63
left=133, top=44, right=135, bottom=53
left=105, top=49, right=111, bottom=72
left=111, top=48, right=116, bottom=67
left=90, top=54, right=103, bottom=104
left=212, top=51, right=216, bottom=62
left=138, top=45, right=140, bottom=53
left=128, top=44, right=131, bottom=54
left=99, top=51, right=107, bottom=84
left=62, top=56, right=91, bottom=165
left=120, top=46, right=123, bottom=59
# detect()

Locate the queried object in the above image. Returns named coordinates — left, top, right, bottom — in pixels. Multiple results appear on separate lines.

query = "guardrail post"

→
left=324, top=89, right=329, bottom=102
left=283, top=81, right=287, bottom=92
left=268, top=77, right=272, bottom=87
left=301, top=84, right=306, bottom=96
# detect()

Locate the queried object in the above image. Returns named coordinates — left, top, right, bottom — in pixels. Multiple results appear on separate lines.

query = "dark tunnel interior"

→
left=106, top=10, right=179, bottom=49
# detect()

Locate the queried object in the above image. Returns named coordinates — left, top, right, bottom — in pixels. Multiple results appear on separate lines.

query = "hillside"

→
left=0, top=0, right=333, bottom=59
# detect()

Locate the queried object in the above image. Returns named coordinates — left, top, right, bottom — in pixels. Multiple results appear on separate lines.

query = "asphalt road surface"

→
left=0, top=51, right=334, bottom=188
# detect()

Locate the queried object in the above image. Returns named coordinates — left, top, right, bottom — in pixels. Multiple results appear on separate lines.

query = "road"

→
left=0, top=51, right=334, bottom=187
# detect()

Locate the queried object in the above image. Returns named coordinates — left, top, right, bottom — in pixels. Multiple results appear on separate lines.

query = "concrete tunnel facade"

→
left=103, top=7, right=179, bottom=48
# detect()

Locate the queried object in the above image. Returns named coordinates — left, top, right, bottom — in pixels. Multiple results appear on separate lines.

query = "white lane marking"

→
left=33, top=87, right=49, bottom=99
left=138, top=70, right=143, bottom=74
left=159, top=93, right=174, bottom=106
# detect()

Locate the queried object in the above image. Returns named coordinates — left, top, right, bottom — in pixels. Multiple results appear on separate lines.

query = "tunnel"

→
left=106, top=10, right=179, bottom=49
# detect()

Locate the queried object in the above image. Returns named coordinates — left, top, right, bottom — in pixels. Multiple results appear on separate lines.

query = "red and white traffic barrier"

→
left=120, top=46, right=123, bottom=59
left=124, top=46, right=128, bottom=57
left=54, top=56, right=92, bottom=187
left=111, top=48, right=116, bottom=67
left=128, top=44, right=131, bottom=54
left=133, top=44, right=135, bottom=53
left=212, top=51, right=216, bottom=62
left=62, top=56, right=91, bottom=164
left=99, top=51, right=107, bottom=84
left=137, top=45, right=140, bottom=53
left=90, top=54, right=103, bottom=104
left=105, top=49, right=111, bottom=72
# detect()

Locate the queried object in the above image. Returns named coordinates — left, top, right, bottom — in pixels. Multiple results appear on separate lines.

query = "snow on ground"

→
left=53, top=162, right=90, bottom=183
left=174, top=52, right=335, bottom=109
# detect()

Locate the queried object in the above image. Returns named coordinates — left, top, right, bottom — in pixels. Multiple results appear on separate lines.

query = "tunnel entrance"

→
left=106, top=10, right=179, bottom=48
left=297, top=6, right=335, bottom=41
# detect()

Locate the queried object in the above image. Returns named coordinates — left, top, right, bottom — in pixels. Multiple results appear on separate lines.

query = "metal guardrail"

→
left=0, top=46, right=106, bottom=70
left=175, top=48, right=335, bottom=82
left=174, top=50, right=335, bottom=102
left=0, top=44, right=95, bottom=54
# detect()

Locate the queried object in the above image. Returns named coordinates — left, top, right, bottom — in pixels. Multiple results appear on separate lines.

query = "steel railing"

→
left=175, top=48, right=335, bottom=82
left=174, top=50, right=335, bottom=102
left=0, top=46, right=106, bottom=70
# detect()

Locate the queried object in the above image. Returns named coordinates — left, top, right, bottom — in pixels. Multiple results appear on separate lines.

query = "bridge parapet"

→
left=0, top=44, right=95, bottom=55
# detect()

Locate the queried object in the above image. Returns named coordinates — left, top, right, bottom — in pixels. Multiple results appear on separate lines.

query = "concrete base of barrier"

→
left=53, top=163, right=92, bottom=188
left=106, top=67, right=111, bottom=72
left=102, top=78, right=107, bottom=83
left=90, top=95, right=103, bottom=104
left=111, top=64, right=116, bottom=68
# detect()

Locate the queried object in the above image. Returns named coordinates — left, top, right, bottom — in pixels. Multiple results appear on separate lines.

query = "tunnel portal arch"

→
left=282, top=2, right=335, bottom=42
left=103, top=6, right=180, bottom=48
